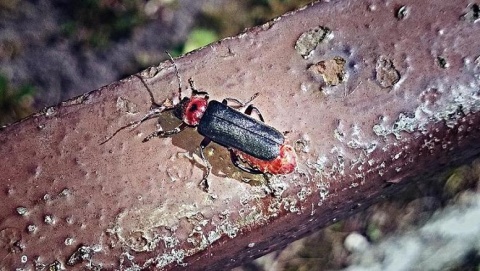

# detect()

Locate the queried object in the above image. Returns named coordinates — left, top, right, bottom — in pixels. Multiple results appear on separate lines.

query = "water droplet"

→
left=6, top=187, right=15, bottom=195
left=59, top=188, right=71, bottom=197
left=44, top=215, right=54, bottom=225
left=45, top=107, right=56, bottom=117
left=43, top=194, right=52, bottom=202
left=65, top=237, right=74, bottom=246
left=16, top=206, right=28, bottom=216
left=65, top=216, right=74, bottom=224
left=395, top=6, right=409, bottom=20
left=27, top=224, right=37, bottom=233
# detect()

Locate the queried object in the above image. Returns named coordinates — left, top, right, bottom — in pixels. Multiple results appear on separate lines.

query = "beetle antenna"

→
left=166, top=51, right=182, bottom=101
left=100, top=54, right=181, bottom=145
left=99, top=106, right=165, bottom=145
left=135, top=74, right=161, bottom=107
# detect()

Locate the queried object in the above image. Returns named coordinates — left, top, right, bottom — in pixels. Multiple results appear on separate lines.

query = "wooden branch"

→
left=1, top=0, right=479, bottom=270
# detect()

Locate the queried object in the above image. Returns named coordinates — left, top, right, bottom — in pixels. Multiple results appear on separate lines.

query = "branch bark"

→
left=1, top=0, right=479, bottom=270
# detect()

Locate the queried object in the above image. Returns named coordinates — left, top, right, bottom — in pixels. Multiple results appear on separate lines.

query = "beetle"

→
left=101, top=55, right=297, bottom=191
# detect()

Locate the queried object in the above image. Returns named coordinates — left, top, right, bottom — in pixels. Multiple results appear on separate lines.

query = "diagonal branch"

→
left=1, top=0, right=479, bottom=270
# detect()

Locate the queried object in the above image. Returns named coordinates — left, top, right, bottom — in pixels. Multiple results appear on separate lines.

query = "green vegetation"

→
left=169, top=27, right=218, bottom=57
left=1, top=0, right=313, bottom=124
left=199, top=0, right=312, bottom=38
left=60, top=0, right=148, bottom=48
left=0, top=74, right=35, bottom=126
left=175, top=0, right=311, bottom=55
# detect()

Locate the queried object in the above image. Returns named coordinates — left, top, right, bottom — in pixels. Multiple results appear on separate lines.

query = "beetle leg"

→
left=188, top=78, right=209, bottom=97
left=228, top=148, right=263, bottom=174
left=222, top=92, right=259, bottom=108
left=142, top=122, right=187, bottom=142
left=199, top=137, right=213, bottom=191
left=244, top=104, right=265, bottom=122
left=132, top=106, right=169, bottom=129
left=100, top=106, right=174, bottom=145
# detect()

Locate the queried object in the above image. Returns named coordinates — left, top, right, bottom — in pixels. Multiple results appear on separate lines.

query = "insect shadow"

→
left=99, top=69, right=264, bottom=189
left=101, top=54, right=297, bottom=192
left=100, top=73, right=208, bottom=170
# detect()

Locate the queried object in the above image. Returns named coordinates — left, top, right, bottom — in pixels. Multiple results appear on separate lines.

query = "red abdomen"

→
left=234, top=144, right=297, bottom=175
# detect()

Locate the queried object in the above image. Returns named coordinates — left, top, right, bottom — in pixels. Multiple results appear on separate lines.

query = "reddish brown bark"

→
left=1, top=0, right=479, bottom=270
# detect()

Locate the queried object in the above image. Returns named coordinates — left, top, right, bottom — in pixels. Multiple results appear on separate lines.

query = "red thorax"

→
left=176, top=96, right=209, bottom=126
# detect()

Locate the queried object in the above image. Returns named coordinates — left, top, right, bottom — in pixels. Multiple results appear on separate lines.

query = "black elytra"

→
left=198, top=100, right=284, bottom=161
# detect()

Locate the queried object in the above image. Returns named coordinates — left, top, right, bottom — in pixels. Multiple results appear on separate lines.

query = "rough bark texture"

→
left=1, top=0, right=479, bottom=270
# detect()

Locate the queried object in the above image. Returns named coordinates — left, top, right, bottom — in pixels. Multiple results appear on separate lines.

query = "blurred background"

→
left=0, top=1, right=479, bottom=270
left=0, top=0, right=311, bottom=126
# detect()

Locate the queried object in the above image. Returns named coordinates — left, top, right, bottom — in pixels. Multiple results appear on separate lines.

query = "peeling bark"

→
left=1, top=0, right=479, bottom=270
